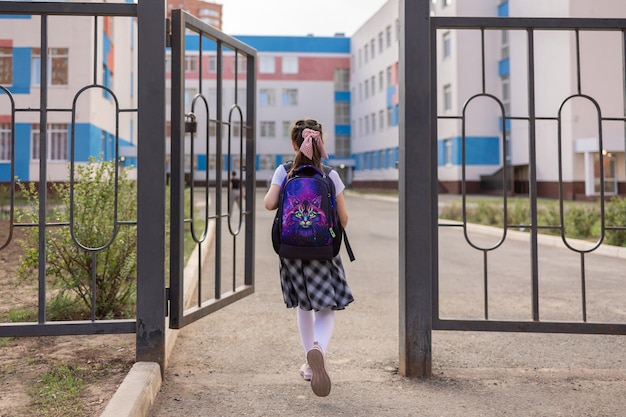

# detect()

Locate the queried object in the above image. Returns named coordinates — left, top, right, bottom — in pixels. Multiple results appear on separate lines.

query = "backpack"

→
left=272, top=163, right=355, bottom=262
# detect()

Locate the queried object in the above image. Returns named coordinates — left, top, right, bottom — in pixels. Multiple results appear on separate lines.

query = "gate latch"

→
left=185, top=113, right=197, bottom=133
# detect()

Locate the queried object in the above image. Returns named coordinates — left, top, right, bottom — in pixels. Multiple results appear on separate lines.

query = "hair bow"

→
left=300, top=128, right=328, bottom=160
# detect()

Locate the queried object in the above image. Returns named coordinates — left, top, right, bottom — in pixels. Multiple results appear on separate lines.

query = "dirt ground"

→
left=0, top=220, right=135, bottom=417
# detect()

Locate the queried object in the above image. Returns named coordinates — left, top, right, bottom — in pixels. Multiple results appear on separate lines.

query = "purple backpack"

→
left=272, top=163, right=354, bottom=261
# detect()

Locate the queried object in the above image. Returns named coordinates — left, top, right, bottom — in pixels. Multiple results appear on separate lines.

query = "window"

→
left=371, top=112, right=376, bottom=132
left=379, top=110, right=384, bottom=131
left=364, top=115, right=370, bottom=135
left=442, top=32, right=451, bottom=59
left=31, top=123, right=68, bottom=161
left=334, top=68, right=350, bottom=91
left=281, top=56, right=298, bottom=74
left=444, top=138, right=453, bottom=165
left=364, top=43, right=369, bottom=63
left=0, top=47, right=12, bottom=85
left=235, top=55, right=247, bottom=73
left=282, top=89, right=297, bottom=106
left=0, top=123, right=11, bottom=161
left=259, top=154, right=275, bottom=170
left=358, top=49, right=362, bottom=67
left=208, top=56, right=217, bottom=73
left=387, top=107, right=392, bottom=126
left=443, top=0, right=452, bottom=7
left=501, top=30, right=509, bottom=59
left=501, top=74, right=510, bottom=115
left=594, top=152, right=617, bottom=194
left=370, top=39, right=376, bottom=59
left=260, top=121, right=276, bottom=138
left=185, top=54, right=198, bottom=73
left=282, top=121, right=291, bottom=137
left=335, top=102, right=350, bottom=125
left=443, top=84, right=452, bottom=111
left=31, top=48, right=68, bottom=86
left=386, top=66, right=392, bottom=87
left=358, top=83, right=362, bottom=102
left=378, top=32, right=384, bottom=54
left=371, top=75, right=376, bottom=96
left=364, top=79, right=369, bottom=99
left=259, top=56, right=276, bottom=74
left=379, top=71, right=384, bottom=92
left=335, top=135, right=350, bottom=158
left=385, top=25, right=392, bottom=48
left=259, top=88, right=276, bottom=106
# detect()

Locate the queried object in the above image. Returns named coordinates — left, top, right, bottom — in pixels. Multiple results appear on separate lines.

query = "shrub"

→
left=17, top=157, right=137, bottom=319
left=562, top=204, right=599, bottom=240
left=605, top=196, right=626, bottom=246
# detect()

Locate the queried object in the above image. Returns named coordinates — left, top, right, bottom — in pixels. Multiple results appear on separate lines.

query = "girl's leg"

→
left=297, top=307, right=315, bottom=355
left=313, top=307, right=335, bottom=351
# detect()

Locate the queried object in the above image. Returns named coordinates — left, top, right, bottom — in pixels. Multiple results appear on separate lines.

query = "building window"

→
left=282, top=121, right=291, bottom=137
left=335, top=102, right=350, bottom=125
left=282, top=56, right=298, bottom=74
left=369, top=76, right=375, bottom=96
left=445, top=138, right=453, bottom=165
left=282, top=88, right=298, bottom=106
left=31, top=48, right=69, bottom=86
left=259, top=88, right=276, bottom=106
left=501, top=30, right=509, bottom=59
left=370, top=39, right=376, bottom=59
left=358, top=49, right=362, bottom=67
left=260, top=121, right=276, bottom=138
left=0, top=123, right=11, bottom=161
left=0, top=47, right=12, bottom=85
left=335, top=134, right=350, bottom=158
left=364, top=79, right=369, bottom=99
left=259, top=56, right=276, bottom=74
left=386, top=66, right=392, bottom=87
left=378, top=32, right=384, bottom=54
left=442, top=31, right=451, bottom=59
left=259, top=154, right=275, bottom=170
left=31, top=123, right=68, bottom=161
left=371, top=112, right=376, bottom=132
left=208, top=56, right=217, bottom=73
left=379, top=110, right=384, bottom=130
left=379, top=71, right=384, bottom=92
left=443, top=0, right=452, bottom=7
left=387, top=107, right=392, bottom=127
left=385, top=25, right=392, bottom=48
left=334, top=68, right=350, bottom=91
left=501, top=74, right=510, bottom=115
left=358, top=83, right=363, bottom=102
left=594, top=152, right=617, bottom=195
left=443, top=84, right=452, bottom=111
left=364, top=43, right=369, bottom=63
left=364, top=115, right=370, bottom=135
left=185, top=54, right=198, bottom=73
left=235, top=55, right=247, bottom=73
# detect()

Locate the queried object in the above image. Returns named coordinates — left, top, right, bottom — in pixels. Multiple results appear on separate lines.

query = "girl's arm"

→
left=264, top=184, right=281, bottom=210
left=336, top=192, right=349, bottom=227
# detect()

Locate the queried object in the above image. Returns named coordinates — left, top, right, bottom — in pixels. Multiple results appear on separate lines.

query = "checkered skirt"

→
left=279, top=255, right=354, bottom=311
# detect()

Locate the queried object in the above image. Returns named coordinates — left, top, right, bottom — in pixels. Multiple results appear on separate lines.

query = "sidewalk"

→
left=106, top=191, right=626, bottom=417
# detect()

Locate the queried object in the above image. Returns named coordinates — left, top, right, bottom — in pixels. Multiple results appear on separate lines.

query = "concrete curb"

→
left=99, top=220, right=216, bottom=417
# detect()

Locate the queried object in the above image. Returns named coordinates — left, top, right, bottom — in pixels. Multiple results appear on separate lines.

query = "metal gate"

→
left=399, top=1, right=626, bottom=377
left=167, top=9, right=256, bottom=329
left=0, top=0, right=256, bottom=369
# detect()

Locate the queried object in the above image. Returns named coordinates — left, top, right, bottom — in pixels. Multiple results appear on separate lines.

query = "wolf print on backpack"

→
left=272, top=163, right=343, bottom=261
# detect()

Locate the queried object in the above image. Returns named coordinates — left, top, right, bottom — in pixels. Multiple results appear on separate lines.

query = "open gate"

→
left=399, top=1, right=626, bottom=377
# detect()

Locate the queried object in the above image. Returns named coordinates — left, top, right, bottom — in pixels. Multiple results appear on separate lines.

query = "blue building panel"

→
left=391, top=105, right=399, bottom=126
left=334, top=91, right=350, bottom=102
left=335, top=125, right=350, bottom=136
left=184, top=35, right=350, bottom=54
left=11, top=48, right=31, bottom=94
left=498, top=1, right=509, bottom=17
left=499, top=57, right=509, bottom=77
left=197, top=154, right=207, bottom=170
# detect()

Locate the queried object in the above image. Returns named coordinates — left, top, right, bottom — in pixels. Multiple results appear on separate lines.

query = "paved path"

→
left=147, top=191, right=626, bottom=417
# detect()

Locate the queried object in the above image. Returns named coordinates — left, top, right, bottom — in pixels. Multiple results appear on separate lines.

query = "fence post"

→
left=398, top=0, right=434, bottom=378
left=136, top=0, right=167, bottom=371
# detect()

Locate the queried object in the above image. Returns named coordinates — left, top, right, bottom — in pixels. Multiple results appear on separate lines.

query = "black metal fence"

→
left=0, top=0, right=256, bottom=370
left=399, top=1, right=626, bottom=377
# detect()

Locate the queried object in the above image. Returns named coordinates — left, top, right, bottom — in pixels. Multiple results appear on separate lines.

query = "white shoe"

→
left=299, top=363, right=312, bottom=381
left=306, top=342, right=331, bottom=397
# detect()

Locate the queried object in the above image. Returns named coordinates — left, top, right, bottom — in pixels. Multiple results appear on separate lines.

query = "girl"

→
left=264, top=118, right=354, bottom=397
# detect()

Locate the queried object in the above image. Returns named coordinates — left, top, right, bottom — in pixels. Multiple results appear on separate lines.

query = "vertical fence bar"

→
left=526, top=29, right=540, bottom=321
left=136, top=0, right=167, bottom=369
left=399, top=0, right=433, bottom=378
left=37, top=15, right=48, bottom=324
left=244, top=54, right=256, bottom=287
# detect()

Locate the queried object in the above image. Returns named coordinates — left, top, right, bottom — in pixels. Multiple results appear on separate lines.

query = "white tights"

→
left=296, top=307, right=335, bottom=357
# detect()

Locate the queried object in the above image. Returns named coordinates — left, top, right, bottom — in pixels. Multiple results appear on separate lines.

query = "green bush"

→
left=563, top=205, right=599, bottom=240
left=17, top=157, right=137, bottom=319
left=605, top=196, right=626, bottom=246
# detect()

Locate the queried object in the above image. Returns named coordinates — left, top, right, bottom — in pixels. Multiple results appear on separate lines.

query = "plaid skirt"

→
left=279, top=255, right=354, bottom=311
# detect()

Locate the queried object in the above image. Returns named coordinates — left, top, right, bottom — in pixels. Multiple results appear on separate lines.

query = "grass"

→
left=28, top=362, right=86, bottom=417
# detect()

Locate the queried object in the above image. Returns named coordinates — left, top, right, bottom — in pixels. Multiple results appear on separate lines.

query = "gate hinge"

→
left=165, top=18, right=172, bottom=47
left=165, top=287, right=170, bottom=317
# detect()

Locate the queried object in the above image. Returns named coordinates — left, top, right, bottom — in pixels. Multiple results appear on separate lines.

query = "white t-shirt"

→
left=270, top=164, right=345, bottom=196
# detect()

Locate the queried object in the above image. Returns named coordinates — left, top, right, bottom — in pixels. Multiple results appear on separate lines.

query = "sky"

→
left=216, top=0, right=389, bottom=37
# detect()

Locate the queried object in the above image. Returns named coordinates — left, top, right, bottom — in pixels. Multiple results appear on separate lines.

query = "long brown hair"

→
left=289, top=118, right=324, bottom=176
